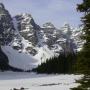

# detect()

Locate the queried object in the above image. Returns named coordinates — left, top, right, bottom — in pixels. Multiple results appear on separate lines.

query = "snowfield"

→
left=1, top=46, right=38, bottom=70
left=0, top=71, right=83, bottom=90
left=1, top=45, right=55, bottom=70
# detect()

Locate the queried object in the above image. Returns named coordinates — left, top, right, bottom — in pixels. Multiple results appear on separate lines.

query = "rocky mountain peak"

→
left=21, top=13, right=32, bottom=18
left=0, top=3, right=10, bottom=16
left=0, top=3, right=5, bottom=9
left=42, top=22, right=55, bottom=29
left=14, top=13, right=40, bottom=31
left=0, top=3, right=84, bottom=70
left=63, top=22, right=70, bottom=27
left=0, top=3, right=14, bottom=45
left=15, top=13, right=33, bottom=22
left=60, top=23, right=72, bottom=38
left=61, top=23, right=71, bottom=31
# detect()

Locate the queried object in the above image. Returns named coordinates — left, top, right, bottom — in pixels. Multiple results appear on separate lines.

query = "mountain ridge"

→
left=0, top=3, right=84, bottom=70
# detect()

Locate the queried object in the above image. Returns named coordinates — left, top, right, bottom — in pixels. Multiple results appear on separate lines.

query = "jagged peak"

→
left=0, top=3, right=10, bottom=16
left=63, top=22, right=70, bottom=28
left=0, top=3, right=5, bottom=9
left=42, top=22, right=55, bottom=29
left=15, top=13, right=32, bottom=19
left=22, top=13, right=32, bottom=18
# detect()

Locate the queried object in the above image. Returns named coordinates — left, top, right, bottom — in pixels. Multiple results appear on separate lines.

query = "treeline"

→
left=71, top=0, right=90, bottom=89
left=0, top=47, right=9, bottom=71
left=33, top=0, right=90, bottom=76
left=33, top=53, right=77, bottom=74
left=74, top=0, right=90, bottom=75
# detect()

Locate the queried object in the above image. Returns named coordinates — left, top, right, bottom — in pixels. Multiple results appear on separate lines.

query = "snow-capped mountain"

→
left=0, top=3, right=38, bottom=70
left=0, top=3, right=84, bottom=70
left=12, top=14, right=40, bottom=55
left=0, top=3, right=14, bottom=45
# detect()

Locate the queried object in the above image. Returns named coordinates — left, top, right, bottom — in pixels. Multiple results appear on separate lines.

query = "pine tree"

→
left=76, top=0, right=90, bottom=74
left=33, top=52, right=76, bottom=74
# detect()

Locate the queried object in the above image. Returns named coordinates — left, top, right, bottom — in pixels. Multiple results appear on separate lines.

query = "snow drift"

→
left=1, top=46, right=38, bottom=71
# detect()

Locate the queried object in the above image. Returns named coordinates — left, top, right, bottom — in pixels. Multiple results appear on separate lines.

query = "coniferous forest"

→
left=33, top=53, right=76, bottom=74
left=33, top=0, right=90, bottom=89
left=34, top=0, right=90, bottom=75
left=72, top=0, right=90, bottom=89
left=0, top=0, right=90, bottom=89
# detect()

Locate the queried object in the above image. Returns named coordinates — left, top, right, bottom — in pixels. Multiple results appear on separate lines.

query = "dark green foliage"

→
left=33, top=53, right=76, bottom=74
left=75, top=50, right=90, bottom=74
left=71, top=75, right=90, bottom=90
left=77, top=0, right=90, bottom=12
left=75, top=0, right=90, bottom=75
left=0, top=47, right=9, bottom=71
left=71, top=0, right=90, bottom=90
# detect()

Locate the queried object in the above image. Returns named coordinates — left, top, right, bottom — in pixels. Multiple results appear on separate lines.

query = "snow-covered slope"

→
left=34, top=45, right=54, bottom=64
left=11, top=15, right=84, bottom=69
left=0, top=3, right=84, bottom=70
left=1, top=46, right=38, bottom=71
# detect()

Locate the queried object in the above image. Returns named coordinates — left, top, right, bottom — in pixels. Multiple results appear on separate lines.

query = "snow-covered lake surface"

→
left=0, top=71, right=83, bottom=90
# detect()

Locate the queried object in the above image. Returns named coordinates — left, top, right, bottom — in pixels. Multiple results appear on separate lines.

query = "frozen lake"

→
left=0, top=71, right=83, bottom=90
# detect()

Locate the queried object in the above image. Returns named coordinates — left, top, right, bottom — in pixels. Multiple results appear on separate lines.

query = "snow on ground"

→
left=1, top=46, right=38, bottom=70
left=34, top=45, right=54, bottom=64
left=0, top=71, right=83, bottom=90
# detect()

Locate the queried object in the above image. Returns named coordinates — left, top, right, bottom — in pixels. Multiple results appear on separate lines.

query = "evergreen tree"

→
left=76, top=0, right=90, bottom=74
left=33, top=53, right=76, bottom=74
left=71, top=1, right=90, bottom=89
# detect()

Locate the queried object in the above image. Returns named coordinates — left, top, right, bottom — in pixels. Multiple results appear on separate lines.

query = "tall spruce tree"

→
left=76, top=0, right=90, bottom=74
left=33, top=53, right=76, bottom=74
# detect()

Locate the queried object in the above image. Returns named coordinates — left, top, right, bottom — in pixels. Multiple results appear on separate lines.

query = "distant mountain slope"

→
left=0, top=3, right=84, bottom=70
left=1, top=46, right=38, bottom=71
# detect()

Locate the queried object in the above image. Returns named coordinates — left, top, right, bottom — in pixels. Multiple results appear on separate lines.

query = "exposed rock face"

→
left=12, top=15, right=83, bottom=58
left=41, top=22, right=63, bottom=54
left=0, top=3, right=84, bottom=68
left=0, top=3, right=15, bottom=71
left=11, top=14, right=41, bottom=55
left=0, top=3, right=14, bottom=45
left=14, top=14, right=40, bottom=45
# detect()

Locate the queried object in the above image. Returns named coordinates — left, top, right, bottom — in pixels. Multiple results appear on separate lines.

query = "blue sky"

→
left=2, top=0, right=82, bottom=28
